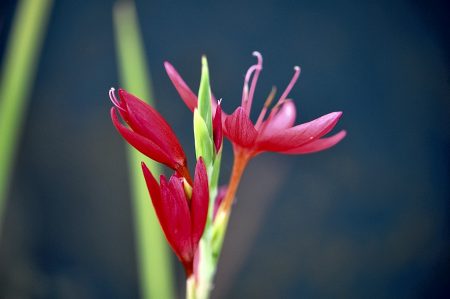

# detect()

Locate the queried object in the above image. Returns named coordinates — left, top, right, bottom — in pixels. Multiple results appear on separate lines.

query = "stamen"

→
left=182, top=177, right=193, bottom=200
left=246, top=51, right=263, bottom=114
left=276, top=66, right=301, bottom=106
left=109, top=87, right=125, bottom=111
left=255, top=86, right=276, bottom=128
left=241, top=64, right=259, bottom=107
left=261, top=66, right=301, bottom=128
left=263, top=86, right=277, bottom=108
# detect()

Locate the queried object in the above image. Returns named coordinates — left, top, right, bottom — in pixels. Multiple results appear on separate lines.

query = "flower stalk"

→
left=217, top=149, right=250, bottom=215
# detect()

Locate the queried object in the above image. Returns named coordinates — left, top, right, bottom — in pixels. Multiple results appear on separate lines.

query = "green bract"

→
left=197, top=56, right=213, bottom=139
left=193, top=109, right=214, bottom=167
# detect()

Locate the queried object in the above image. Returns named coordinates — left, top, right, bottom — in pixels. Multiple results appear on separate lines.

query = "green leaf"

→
left=197, top=56, right=213, bottom=138
left=0, top=0, right=53, bottom=233
left=194, top=109, right=214, bottom=167
left=113, top=2, right=175, bottom=299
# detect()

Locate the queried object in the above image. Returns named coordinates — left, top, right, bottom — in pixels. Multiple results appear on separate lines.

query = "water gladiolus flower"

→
left=109, top=54, right=347, bottom=298
left=142, top=158, right=209, bottom=275
left=110, top=88, right=191, bottom=181
left=222, top=52, right=346, bottom=212
left=164, top=52, right=345, bottom=158
left=165, top=52, right=345, bottom=213
left=223, top=52, right=346, bottom=158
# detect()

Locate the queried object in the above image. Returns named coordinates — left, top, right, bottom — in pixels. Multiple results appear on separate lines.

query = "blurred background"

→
left=0, top=0, right=449, bottom=298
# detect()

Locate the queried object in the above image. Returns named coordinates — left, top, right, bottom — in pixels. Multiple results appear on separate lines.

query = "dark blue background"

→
left=0, top=0, right=449, bottom=298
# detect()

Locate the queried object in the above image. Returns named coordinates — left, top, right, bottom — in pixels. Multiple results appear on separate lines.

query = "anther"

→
left=109, top=87, right=125, bottom=111
left=182, top=177, right=193, bottom=200
left=241, top=65, right=257, bottom=107
left=255, top=87, right=277, bottom=128
left=246, top=52, right=263, bottom=114
left=264, top=86, right=277, bottom=108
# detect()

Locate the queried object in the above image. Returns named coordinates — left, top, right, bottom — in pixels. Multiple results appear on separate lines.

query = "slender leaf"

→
left=113, top=2, right=174, bottom=299
left=0, top=0, right=53, bottom=233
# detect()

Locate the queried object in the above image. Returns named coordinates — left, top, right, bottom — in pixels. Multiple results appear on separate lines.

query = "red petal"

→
left=118, top=90, right=187, bottom=167
left=160, top=174, right=193, bottom=263
left=223, top=107, right=258, bottom=148
left=141, top=162, right=162, bottom=205
left=259, top=100, right=296, bottom=138
left=164, top=61, right=221, bottom=114
left=164, top=62, right=198, bottom=112
left=143, top=163, right=191, bottom=264
left=282, top=130, right=347, bottom=154
left=111, top=108, right=174, bottom=167
left=256, top=111, right=342, bottom=152
left=190, top=158, right=209, bottom=247
left=213, top=104, right=223, bottom=152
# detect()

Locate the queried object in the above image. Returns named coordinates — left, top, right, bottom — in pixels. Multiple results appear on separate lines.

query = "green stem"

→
left=113, top=2, right=174, bottom=299
left=186, top=275, right=196, bottom=299
left=193, top=149, right=250, bottom=299
left=0, top=0, right=53, bottom=235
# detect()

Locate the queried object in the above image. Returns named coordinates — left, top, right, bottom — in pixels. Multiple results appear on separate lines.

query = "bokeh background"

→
left=0, top=0, right=449, bottom=298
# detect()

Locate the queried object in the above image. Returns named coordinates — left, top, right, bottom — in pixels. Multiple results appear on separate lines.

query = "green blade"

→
left=113, top=2, right=175, bottom=299
left=0, top=0, right=54, bottom=233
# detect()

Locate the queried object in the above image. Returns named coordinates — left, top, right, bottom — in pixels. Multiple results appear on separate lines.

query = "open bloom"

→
left=164, top=52, right=345, bottom=159
left=142, top=158, right=209, bottom=275
left=165, top=52, right=346, bottom=213
left=110, top=88, right=191, bottom=181
left=223, top=53, right=345, bottom=158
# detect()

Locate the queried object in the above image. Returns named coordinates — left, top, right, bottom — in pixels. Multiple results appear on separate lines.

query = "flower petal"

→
left=259, top=100, right=297, bottom=138
left=165, top=61, right=222, bottom=113
left=142, top=164, right=192, bottom=263
left=282, top=130, right=346, bottom=154
left=223, top=107, right=258, bottom=148
left=118, top=90, right=187, bottom=167
left=164, top=62, right=198, bottom=112
left=190, top=157, right=209, bottom=247
left=141, top=162, right=161, bottom=204
left=111, top=108, right=174, bottom=167
left=213, top=103, right=223, bottom=152
left=256, top=111, right=343, bottom=152
left=160, top=174, right=193, bottom=263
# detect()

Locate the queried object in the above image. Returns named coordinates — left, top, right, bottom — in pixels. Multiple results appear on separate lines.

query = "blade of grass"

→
left=0, top=0, right=53, bottom=234
left=113, top=2, right=175, bottom=299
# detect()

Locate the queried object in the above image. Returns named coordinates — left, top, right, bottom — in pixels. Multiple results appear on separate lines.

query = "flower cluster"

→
left=110, top=52, right=345, bottom=296
left=110, top=88, right=210, bottom=274
left=165, top=52, right=345, bottom=160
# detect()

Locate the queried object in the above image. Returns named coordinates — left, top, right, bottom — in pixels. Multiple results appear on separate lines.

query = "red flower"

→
left=142, top=158, right=209, bottom=276
left=223, top=52, right=345, bottom=157
left=164, top=53, right=345, bottom=158
left=165, top=53, right=346, bottom=214
left=110, top=88, right=191, bottom=181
